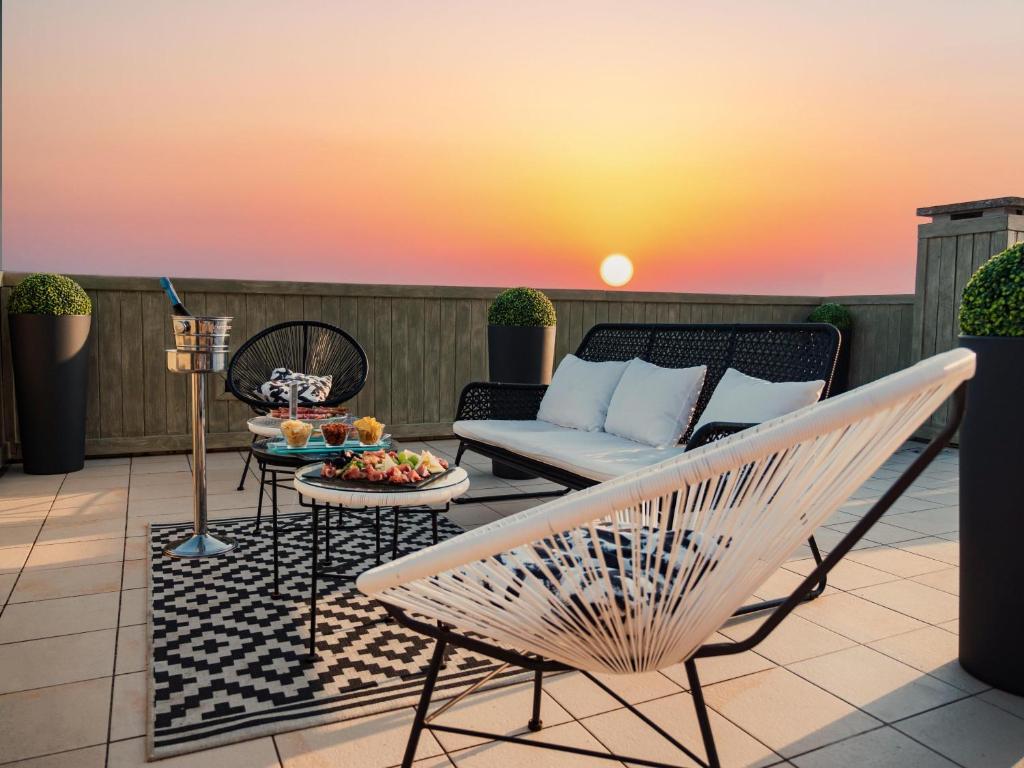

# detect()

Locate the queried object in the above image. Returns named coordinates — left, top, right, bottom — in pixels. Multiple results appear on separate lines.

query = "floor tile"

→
left=115, top=623, right=148, bottom=674
left=0, top=744, right=107, bottom=767
left=129, top=455, right=191, bottom=474
left=121, top=558, right=145, bottom=590
left=0, top=544, right=31, bottom=574
left=0, top=590, right=120, bottom=643
left=118, top=588, right=147, bottom=627
left=0, top=629, right=115, bottom=694
left=110, top=671, right=146, bottom=741
left=788, top=645, right=964, bottom=723
left=884, top=507, right=958, bottom=536
left=790, top=726, right=957, bottom=767
left=542, top=669, right=681, bottom=719
left=51, top=488, right=128, bottom=510
left=0, top=677, right=111, bottom=762
left=701, top=667, right=880, bottom=758
left=0, top=523, right=42, bottom=548
left=430, top=682, right=573, bottom=751
left=582, top=690, right=780, bottom=767
left=910, top=568, right=958, bottom=596
left=46, top=502, right=127, bottom=522
left=852, top=580, right=958, bottom=624
left=895, top=697, right=1024, bottom=768
left=0, top=572, right=17, bottom=603
left=784, top=557, right=897, bottom=591
left=845, top=546, right=949, bottom=578
left=720, top=613, right=857, bottom=665
left=450, top=721, right=616, bottom=767
left=36, top=516, right=126, bottom=545
left=794, top=592, right=925, bottom=644
left=868, top=626, right=988, bottom=694
left=108, top=735, right=280, bottom=766
left=897, top=537, right=959, bottom=566
left=274, top=707, right=444, bottom=767
left=828, top=520, right=926, bottom=546
left=9, top=562, right=122, bottom=603
left=23, top=537, right=125, bottom=571
left=123, top=536, right=147, bottom=561
left=978, top=688, right=1024, bottom=720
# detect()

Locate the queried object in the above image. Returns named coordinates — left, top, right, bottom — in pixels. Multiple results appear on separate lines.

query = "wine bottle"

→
left=159, top=277, right=191, bottom=316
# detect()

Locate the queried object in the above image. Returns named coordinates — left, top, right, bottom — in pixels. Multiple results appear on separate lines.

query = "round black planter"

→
left=487, top=325, right=555, bottom=480
left=958, top=335, right=1024, bottom=694
left=10, top=314, right=92, bottom=474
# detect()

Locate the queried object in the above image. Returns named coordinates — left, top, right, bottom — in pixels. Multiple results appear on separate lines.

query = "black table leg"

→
left=432, top=508, right=439, bottom=545
left=254, top=463, right=267, bottom=533
left=391, top=506, right=400, bottom=560
left=375, top=507, right=382, bottom=565
left=272, top=470, right=280, bottom=596
left=307, top=504, right=320, bottom=661
left=325, top=503, right=332, bottom=564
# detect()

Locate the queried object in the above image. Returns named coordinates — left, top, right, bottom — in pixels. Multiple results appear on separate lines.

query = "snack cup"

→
left=321, top=422, right=348, bottom=446
left=358, top=423, right=384, bottom=445
left=281, top=419, right=313, bottom=448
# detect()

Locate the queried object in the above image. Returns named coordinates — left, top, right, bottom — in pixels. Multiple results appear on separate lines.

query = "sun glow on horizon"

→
left=600, top=254, right=634, bottom=287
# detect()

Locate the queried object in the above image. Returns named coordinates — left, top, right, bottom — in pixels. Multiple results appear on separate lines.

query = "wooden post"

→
left=911, top=197, right=1024, bottom=437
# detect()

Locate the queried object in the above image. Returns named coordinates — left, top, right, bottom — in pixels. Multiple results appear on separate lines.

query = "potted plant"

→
left=487, top=287, right=556, bottom=478
left=807, top=302, right=853, bottom=395
left=8, top=273, right=92, bottom=474
left=957, top=242, right=1024, bottom=694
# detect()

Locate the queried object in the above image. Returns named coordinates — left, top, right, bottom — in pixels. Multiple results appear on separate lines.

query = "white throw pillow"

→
left=604, top=359, right=707, bottom=448
left=537, top=355, right=628, bottom=431
left=691, top=368, right=824, bottom=435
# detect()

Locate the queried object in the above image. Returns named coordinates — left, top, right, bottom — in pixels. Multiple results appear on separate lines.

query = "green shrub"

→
left=8, top=273, right=92, bottom=316
left=487, top=287, right=556, bottom=327
left=807, top=302, right=852, bottom=331
left=959, top=243, right=1024, bottom=336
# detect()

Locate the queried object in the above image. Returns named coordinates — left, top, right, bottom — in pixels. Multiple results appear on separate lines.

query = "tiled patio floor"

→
left=1, top=441, right=1022, bottom=767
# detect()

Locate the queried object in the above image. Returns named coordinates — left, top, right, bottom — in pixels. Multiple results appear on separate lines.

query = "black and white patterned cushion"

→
left=254, top=367, right=333, bottom=403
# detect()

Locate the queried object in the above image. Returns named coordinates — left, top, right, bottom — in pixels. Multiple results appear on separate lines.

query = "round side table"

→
left=293, top=464, right=470, bottom=660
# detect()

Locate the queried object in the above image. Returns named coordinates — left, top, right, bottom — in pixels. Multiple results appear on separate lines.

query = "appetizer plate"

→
left=298, top=464, right=457, bottom=492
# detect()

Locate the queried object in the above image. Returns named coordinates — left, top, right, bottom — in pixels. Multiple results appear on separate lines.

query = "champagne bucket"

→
left=171, top=315, right=231, bottom=352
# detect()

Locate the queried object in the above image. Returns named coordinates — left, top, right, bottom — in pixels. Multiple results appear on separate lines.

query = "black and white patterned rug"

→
left=148, top=510, right=525, bottom=759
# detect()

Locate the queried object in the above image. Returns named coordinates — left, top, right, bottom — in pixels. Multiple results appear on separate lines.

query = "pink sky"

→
left=3, top=1, right=1022, bottom=295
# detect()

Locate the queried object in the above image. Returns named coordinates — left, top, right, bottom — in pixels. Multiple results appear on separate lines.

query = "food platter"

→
left=309, top=448, right=453, bottom=489
left=297, top=464, right=457, bottom=492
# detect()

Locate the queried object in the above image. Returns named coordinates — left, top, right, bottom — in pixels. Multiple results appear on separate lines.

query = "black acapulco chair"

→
left=226, top=320, right=368, bottom=492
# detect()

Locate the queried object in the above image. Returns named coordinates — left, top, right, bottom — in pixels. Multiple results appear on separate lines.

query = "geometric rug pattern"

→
left=148, top=511, right=525, bottom=758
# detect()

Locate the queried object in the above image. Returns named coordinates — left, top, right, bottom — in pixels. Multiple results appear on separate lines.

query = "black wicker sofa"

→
left=453, top=321, right=840, bottom=614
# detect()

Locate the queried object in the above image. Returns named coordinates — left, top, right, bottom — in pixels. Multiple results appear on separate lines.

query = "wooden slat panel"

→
left=96, top=292, right=124, bottom=438
left=422, top=298, right=441, bottom=425
left=140, top=292, right=167, bottom=437
left=356, top=296, right=376, bottom=417
left=373, top=297, right=393, bottom=424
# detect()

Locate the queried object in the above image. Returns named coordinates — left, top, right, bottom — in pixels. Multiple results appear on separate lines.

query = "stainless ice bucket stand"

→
left=163, top=316, right=235, bottom=558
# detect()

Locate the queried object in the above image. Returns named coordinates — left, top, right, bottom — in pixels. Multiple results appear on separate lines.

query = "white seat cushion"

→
left=453, top=419, right=687, bottom=482
left=536, top=354, right=628, bottom=432
left=692, top=367, right=824, bottom=435
left=604, top=359, right=706, bottom=448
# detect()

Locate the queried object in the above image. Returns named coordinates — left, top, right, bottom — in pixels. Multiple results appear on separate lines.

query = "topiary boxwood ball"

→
left=8, top=273, right=92, bottom=316
left=959, top=243, right=1024, bottom=337
left=487, top=287, right=556, bottom=327
left=807, top=302, right=852, bottom=331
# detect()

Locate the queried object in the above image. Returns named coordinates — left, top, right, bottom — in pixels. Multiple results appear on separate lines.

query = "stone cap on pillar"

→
left=917, top=197, right=1024, bottom=221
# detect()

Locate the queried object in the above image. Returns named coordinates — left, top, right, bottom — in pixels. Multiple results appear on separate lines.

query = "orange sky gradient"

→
left=3, top=1, right=1022, bottom=295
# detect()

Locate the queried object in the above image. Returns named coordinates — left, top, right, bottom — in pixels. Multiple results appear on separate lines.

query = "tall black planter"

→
left=487, top=325, right=555, bottom=479
left=10, top=314, right=91, bottom=474
left=958, top=335, right=1024, bottom=694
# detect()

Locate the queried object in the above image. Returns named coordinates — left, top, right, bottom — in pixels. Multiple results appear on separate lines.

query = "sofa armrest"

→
left=455, top=381, right=548, bottom=421
left=684, top=421, right=759, bottom=451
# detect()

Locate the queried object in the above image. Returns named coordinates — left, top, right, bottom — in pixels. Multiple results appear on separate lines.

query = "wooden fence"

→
left=0, top=274, right=913, bottom=458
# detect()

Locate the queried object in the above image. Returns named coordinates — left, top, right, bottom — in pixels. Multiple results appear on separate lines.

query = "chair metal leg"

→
left=731, top=534, right=827, bottom=617
left=528, top=669, right=544, bottom=731
left=307, top=504, right=320, bottom=661
left=254, top=464, right=267, bottom=533
left=325, top=504, right=332, bottom=564
left=685, top=659, right=721, bottom=768
left=237, top=441, right=254, bottom=491
left=391, top=506, right=400, bottom=560
left=374, top=507, right=382, bottom=566
left=402, top=639, right=447, bottom=768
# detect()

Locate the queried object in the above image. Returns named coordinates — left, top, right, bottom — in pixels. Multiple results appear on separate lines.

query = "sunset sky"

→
left=3, top=1, right=1022, bottom=295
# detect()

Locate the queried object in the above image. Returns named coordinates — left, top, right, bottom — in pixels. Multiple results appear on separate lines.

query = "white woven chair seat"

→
left=359, top=349, right=976, bottom=675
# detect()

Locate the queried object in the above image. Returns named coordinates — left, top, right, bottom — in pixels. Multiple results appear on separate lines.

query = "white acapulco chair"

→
left=357, top=348, right=976, bottom=768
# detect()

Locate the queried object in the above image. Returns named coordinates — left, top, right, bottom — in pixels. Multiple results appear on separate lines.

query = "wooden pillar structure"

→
left=911, top=197, right=1024, bottom=437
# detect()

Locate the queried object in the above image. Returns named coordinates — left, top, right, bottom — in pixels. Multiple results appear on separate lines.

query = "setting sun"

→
left=600, top=254, right=634, bottom=287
